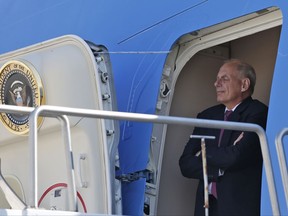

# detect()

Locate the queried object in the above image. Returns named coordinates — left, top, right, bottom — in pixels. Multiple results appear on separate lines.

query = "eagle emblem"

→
left=9, top=81, right=32, bottom=107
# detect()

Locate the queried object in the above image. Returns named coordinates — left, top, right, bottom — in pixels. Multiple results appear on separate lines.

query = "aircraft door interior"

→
left=150, top=8, right=282, bottom=216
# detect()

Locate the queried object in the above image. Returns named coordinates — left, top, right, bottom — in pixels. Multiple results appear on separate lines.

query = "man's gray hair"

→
left=224, top=59, right=256, bottom=95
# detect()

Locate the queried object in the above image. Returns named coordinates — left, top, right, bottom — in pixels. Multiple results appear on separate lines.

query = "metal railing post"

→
left=28, top=108, right=78, bottom=211
left=275, top=128, right=288, bottom=208
left=190, top=135, right=216, bottom=216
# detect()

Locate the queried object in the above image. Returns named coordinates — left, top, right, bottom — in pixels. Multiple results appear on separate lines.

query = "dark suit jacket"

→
left=179, top=97, right=268, bottom=216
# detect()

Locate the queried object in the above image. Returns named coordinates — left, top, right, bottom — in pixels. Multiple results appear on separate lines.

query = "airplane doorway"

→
left=151, top=7, right=282, bottom=216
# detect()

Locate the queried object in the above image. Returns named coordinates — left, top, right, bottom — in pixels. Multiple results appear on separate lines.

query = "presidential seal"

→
left=0, top=60, right=45, bottom=135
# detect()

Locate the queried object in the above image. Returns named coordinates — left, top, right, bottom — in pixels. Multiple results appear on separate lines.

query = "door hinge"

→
left=116, top=169, right=153, bottom=183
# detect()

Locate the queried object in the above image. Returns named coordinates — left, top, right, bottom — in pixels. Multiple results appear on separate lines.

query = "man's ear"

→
left=241, top=78, right=250, bottom=92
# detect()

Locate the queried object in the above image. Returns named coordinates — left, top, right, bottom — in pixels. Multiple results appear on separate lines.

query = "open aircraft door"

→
left=0, top=35, right=120, bottom=214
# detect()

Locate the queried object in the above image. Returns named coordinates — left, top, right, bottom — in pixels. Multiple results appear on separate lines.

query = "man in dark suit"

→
left=179, top=59, right=268, bottom=215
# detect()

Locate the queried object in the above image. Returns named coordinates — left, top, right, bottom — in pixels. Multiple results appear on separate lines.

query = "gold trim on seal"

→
left=0, top=60, right=45, bottom=135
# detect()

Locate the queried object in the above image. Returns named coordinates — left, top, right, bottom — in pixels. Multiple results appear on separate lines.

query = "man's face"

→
left=214, top=63, right=244, bottom=109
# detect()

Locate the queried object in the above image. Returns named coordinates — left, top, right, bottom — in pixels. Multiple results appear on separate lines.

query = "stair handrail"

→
left=0, top=104, right=280, bottom=215
left=0, top=105, right=77, bottom=211
left=275, top=128, right=288, bottom=208
left=27, top=104, right=279, bottom=216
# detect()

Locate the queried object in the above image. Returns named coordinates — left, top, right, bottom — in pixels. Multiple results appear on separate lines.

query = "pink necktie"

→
left=211, top=110, right=233, bottom=198
left=218, top=110, right=233, bottom=146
